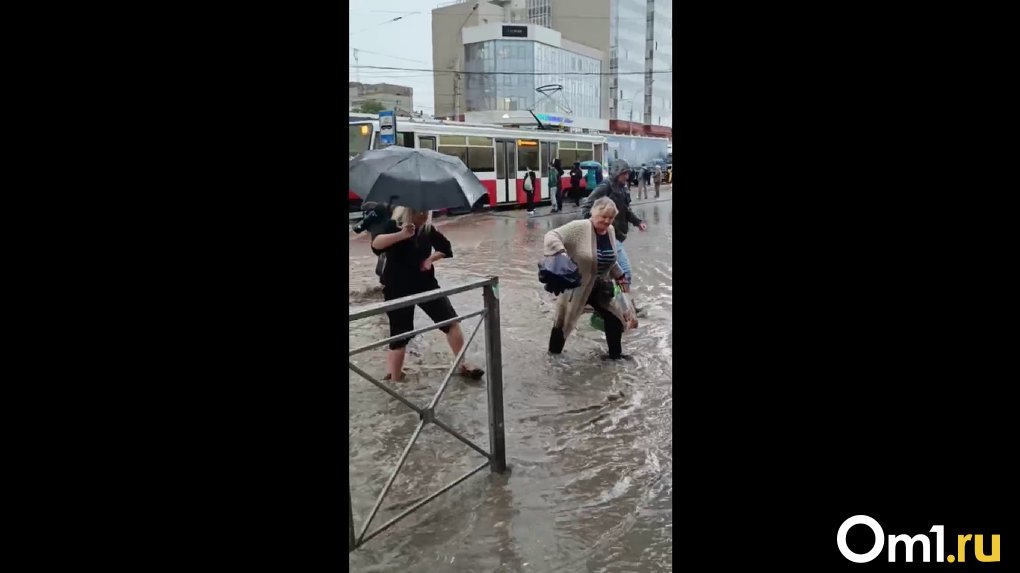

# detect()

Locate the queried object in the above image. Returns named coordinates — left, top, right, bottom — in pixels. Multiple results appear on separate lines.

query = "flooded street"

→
left=348, top=190, right=673, bottom=573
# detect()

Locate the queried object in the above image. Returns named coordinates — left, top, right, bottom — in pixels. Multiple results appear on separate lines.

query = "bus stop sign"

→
left=379, top=110, right=396, bottom=147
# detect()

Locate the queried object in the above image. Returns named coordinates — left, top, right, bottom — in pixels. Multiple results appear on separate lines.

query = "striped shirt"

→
left=596, top=232, right=616, bottom=277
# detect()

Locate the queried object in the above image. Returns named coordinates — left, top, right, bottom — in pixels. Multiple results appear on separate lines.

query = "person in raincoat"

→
left=584, top=165, right=598, bottom=197
left=580, top=158, right=647, bottom=286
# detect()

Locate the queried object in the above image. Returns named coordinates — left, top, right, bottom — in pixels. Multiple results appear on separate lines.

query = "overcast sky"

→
left=349, top=0, right=438, bottom=114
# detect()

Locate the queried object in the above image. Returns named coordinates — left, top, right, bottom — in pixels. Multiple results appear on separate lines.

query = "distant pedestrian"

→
left=548, top=158, right=564, bottom=213
left=523, top=166, right=537, bottom=215
left=569, top=162, right=583, bottom=206
left=653, top=165, right=662, bottom=198
left=637, top=164, right=648, bottom=199
left=584, top=165, right=598, bottom=197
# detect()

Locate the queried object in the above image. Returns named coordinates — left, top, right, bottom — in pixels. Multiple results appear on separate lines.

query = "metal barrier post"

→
left=348, top=485, right=355, bottom=552
left=348, top=277, right=507, bottom=550
left=482, top=280, right=507, bottom=473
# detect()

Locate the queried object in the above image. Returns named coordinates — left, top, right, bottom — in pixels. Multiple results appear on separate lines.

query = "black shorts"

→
left=384, top=289, right=458, bottom=349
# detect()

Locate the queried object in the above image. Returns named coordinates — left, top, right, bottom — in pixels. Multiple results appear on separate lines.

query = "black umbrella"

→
left=348, top=146, right=489, bottom=212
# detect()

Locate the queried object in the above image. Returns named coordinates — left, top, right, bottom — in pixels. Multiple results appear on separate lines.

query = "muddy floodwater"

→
left=348, top=192, right=672, bottom=572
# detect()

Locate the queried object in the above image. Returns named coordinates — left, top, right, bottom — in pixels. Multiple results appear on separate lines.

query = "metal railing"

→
left=348, top=276, right=506, bottom=552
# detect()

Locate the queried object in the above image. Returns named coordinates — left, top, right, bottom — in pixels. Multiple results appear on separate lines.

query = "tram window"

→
left=540, top=141, right=555, bottom=168
left=440, top=135, right=466, bottom=146
left=399, top=132, right=415, bottom=148
left=348, top=124, right=372, bottom=157
left=594, top=146, right=603, bottom=163
left=468, top=146, right=495, bottom=172
left=575, top=141, right=593, bottom=150
left=438, top=145, right=468, bottom=165
left=419, top=137, right=436, bottom=151
left=559, top=150, right=577, bottom=166
left=468, top=136, right=493, bottom=147
left=576, top=150, right=594, bottom=163
left=517, top=144, right=539, bottom=171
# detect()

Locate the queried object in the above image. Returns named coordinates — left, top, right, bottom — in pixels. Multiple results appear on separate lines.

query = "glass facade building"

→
left=609, top=0, right=647, bottom=126
left=526, top=0, right=551, bottom=27
left=646, top=0, right=671, bottom=127
left=464, top=39, right=600, bottom=120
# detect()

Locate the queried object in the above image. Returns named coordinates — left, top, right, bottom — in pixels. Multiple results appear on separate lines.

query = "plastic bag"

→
left=610, top=290, right=638, bottom=331
left=590, top=284, right=638, bottom=332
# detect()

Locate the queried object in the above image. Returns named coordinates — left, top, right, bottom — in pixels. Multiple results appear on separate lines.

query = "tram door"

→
left=539, top=141, right=557, bottom=200
left=495, top=139, right=518, bottom=204
left=596, top=143, right=608, bottom=180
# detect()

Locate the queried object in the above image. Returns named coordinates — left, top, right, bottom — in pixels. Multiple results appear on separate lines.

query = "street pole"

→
left=454, top=56, right=461, bottom=122
left=630, top=87, right=642, bottom=136
left=451, top=3, right=479, bottom=122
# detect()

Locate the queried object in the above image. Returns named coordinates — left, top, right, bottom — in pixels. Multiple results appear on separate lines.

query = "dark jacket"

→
left=537, top=254, right=582, bottom=295
left=569, top=163, right=582, bottom=186
left=580, top=158, right=643, bottom=243
left=371, top=220, right=453, bottom=291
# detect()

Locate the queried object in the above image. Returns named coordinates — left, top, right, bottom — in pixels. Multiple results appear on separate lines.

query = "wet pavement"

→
left=348, top=189, right=672, bottom=573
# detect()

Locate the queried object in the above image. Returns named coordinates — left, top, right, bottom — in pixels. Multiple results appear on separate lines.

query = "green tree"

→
left=355, top=100, right=386, bottom=114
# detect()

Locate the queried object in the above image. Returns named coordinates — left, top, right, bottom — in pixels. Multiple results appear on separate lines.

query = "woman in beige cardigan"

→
left=544, top=197, right=634, bottom=359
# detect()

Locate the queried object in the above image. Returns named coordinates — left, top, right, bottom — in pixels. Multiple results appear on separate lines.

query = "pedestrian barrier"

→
left=348, top=276, right=506, bottom=551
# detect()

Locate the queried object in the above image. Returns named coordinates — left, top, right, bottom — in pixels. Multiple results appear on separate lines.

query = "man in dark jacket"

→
left=569, top=162, right=583, bottom=206
left=580, top=158, right=647, bottom=284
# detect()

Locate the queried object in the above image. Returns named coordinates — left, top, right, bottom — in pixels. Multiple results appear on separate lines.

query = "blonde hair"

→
left=591, top=197, right=618, bottom=217
left=391, top=206, right=433, bottom=231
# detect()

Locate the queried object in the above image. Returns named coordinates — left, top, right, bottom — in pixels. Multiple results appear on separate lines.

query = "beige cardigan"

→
left=544, top=219, right=627, bottom=339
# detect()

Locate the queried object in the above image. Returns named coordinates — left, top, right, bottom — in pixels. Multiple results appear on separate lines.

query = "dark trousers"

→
left=383, top=285, right=457, bottom=350
left=548, top=286, right=623, bottom=357
left=525, top=191, right=534, bottom=211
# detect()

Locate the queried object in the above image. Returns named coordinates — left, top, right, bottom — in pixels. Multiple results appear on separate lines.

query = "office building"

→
left=348, top=82, right=415, bottom=115
left=431, top=0, right=670, bottom=136
left=519, top=0, right=671, bottom=136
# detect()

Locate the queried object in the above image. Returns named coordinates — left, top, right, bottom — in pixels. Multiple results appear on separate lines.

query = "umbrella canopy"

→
left=579, top=160, right=602, bottom=169
left=348, top=146, right=489, bottom=212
